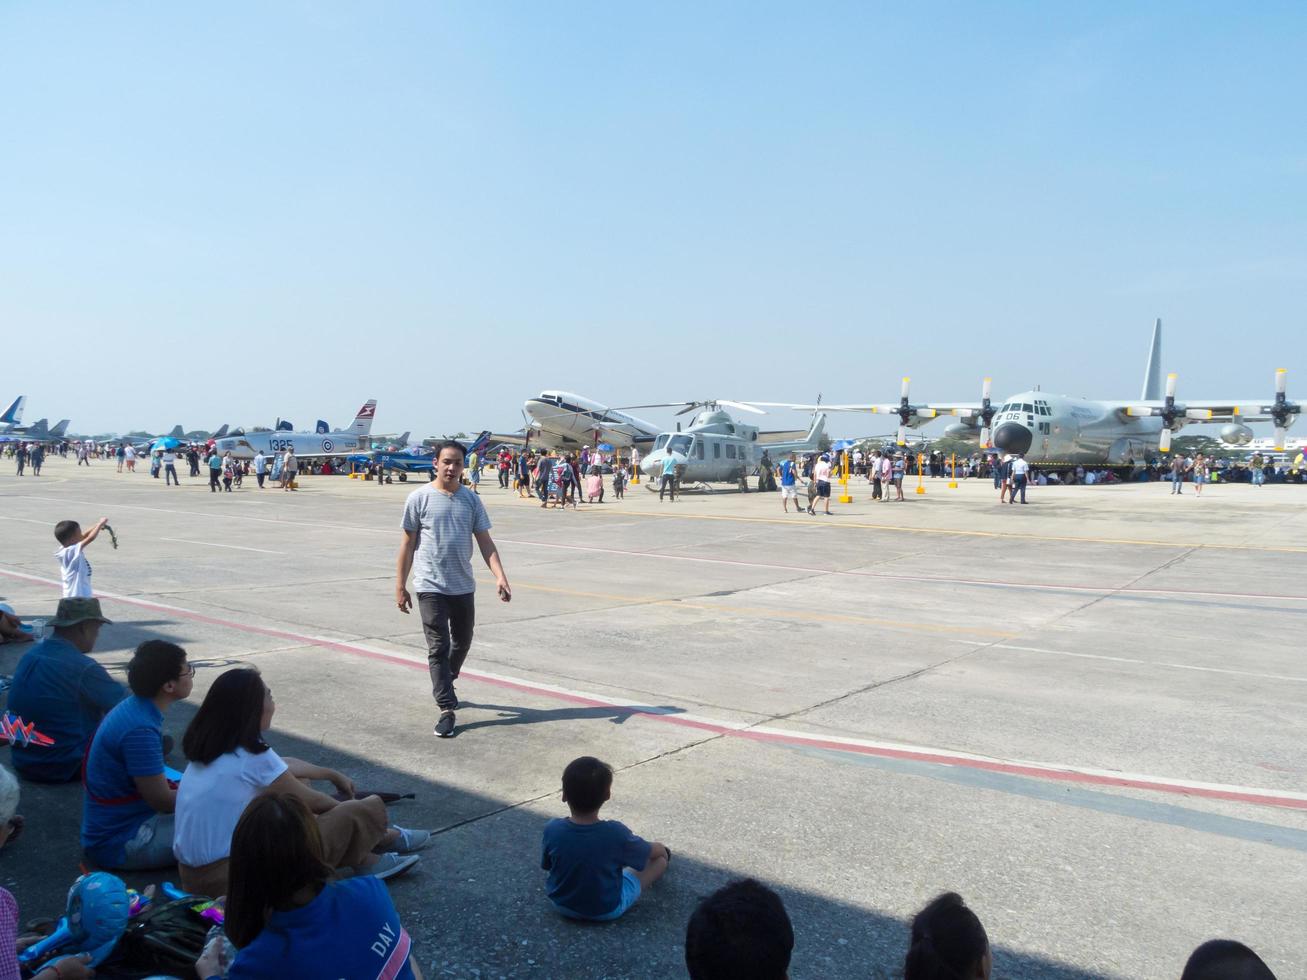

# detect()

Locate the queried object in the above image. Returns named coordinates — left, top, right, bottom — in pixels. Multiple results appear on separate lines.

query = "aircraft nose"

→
left=641, top=455, right=661, bottom=477
left=992, top=423, right=1032, bottom=454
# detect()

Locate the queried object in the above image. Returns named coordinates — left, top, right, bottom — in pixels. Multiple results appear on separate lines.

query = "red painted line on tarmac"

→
left=4, top=566, right=1305, bottom=811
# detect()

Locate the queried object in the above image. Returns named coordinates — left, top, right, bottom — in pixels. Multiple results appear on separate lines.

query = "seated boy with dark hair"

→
left=540, top=756, right=669, bottom=922
left=82, top=640, right=193, bottom=869
left=685, top=878, right=793, bottom=980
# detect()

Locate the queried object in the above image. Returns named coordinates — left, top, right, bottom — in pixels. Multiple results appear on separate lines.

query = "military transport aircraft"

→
left=755, top=320, right=1301, bottom=466
left=214, top=400, right=377, bottom=459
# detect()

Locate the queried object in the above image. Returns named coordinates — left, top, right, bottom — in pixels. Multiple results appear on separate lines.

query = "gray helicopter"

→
left=635, top=400, right=827, bottom=489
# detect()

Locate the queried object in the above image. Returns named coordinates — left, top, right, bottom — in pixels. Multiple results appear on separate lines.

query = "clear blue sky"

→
left=2, top=2, right=1304, bottom=438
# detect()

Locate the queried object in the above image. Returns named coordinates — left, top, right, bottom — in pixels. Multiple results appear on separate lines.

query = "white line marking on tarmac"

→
left=990, top=643, right=1307, bottom=684
left=0, top=516, right=55, bottom=525
left=160, top=538, right=285, bottom=555
left=1, top=563, right=1304, bottom=810
left=7, top=493, right=1307, bottom=603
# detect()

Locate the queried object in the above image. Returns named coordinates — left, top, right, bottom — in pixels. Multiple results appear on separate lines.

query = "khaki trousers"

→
left=179, top=795, right=389, bottom=897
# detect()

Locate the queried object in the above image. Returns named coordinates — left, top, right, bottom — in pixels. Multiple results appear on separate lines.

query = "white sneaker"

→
left=368, top=852, right=421, bottom=881
left=393, top=827, right=431, bottom=853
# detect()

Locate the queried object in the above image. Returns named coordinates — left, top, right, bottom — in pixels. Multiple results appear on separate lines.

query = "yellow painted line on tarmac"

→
left=504, top=580, right=1017, bottom=638
left=539, top=499, right=1307, bottom=555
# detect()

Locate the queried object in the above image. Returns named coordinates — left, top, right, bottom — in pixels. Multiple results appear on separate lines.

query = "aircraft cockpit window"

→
left=668, top=435, right=693, bottom=455
left=1021, top=403, right=1033, bottom=413
left=654, top=434, right=670, bottom=451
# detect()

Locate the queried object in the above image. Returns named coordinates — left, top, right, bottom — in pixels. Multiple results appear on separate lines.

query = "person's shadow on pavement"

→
left=453, top=701, right=685, bottom=735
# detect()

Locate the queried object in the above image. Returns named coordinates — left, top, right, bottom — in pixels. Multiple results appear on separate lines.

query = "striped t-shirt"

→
left=400, top=484, right=491, bottom=596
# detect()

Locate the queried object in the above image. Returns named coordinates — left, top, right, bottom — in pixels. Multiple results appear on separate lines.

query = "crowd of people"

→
left=0, top=441, right=1287, bottom=977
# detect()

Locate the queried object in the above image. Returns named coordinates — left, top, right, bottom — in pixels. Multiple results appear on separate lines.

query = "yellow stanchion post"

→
left=948, top=453, right=958, bottom=489
left=916, top=453, right=926, bottom=494
left=839, top=449, right=853, bottom=503
left=630, top=450, right=639, bottom=484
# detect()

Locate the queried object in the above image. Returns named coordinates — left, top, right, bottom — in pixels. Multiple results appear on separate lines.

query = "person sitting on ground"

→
left=540, top=756, right=669, bottom=922
left=217, top=794, right=424, bottom=980
left=684, top=878, right=793, bottom=980
left=0, top=765, right=97, bottom=980
left=1180, top=939, right=1277, bottom=980
left=904, top=891, right=991, bottom=980
left=173, top=667, right=427, bottom=896
left=7, top=598, right=123, bottom=783
left=54, top=517, right=111, bottom=599
left=0, top=604, right=34, bottom=645
left=81, top=640, right=193, bottom=870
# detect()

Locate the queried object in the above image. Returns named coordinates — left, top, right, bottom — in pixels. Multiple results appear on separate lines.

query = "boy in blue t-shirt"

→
left=540, top=756, right=670, bottom=922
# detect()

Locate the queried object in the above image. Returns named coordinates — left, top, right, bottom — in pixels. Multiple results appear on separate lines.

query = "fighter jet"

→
left=214, top=400, right=377, bottom=459
left=756, top=320, right=1301, bottom=466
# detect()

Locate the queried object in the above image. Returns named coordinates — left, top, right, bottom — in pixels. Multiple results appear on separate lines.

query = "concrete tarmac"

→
left=1, top=460, right=1304, bottom=978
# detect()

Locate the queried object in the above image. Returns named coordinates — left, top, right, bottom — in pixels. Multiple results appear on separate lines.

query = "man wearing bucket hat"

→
left=8, top=598, right=124, bottom=784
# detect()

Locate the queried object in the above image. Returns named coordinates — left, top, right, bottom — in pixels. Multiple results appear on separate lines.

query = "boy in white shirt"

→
left=54, top=517, right=111, bottom=598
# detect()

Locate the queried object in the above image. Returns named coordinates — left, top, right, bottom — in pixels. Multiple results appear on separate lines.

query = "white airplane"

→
left=213, top=400, right=378, bottom=459
left=756, top=320, right=1302, bottom=466
left=521, top=392, right=663, bottom=449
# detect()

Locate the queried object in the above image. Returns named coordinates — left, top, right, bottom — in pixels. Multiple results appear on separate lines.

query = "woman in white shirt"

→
left=173, top=667, right=427, bottom=896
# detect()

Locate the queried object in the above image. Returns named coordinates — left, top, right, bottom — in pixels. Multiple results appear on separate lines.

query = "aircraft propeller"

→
left=1126, top=373, right=1211, bottom=452
left=1236, top=368, right=1300, bottom=450
left=874, top=378, right=937, bottom=446
left=949, top=377, right=996, bottom=448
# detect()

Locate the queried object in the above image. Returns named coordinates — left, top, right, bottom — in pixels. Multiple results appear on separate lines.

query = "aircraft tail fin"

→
left=808, top=411, right=827, bottom=446
left=27, top=418, right=49, bottom=437
left=398, top=431, right=411, bottom=447
left=167, top=425, right=184, bottom=440
left=349, top=400, right=378, bottom=436
left=50, top=420, right=71, bottom=438
left=466, top=430, right=491, bottom=456
left=0, top=396, right=25, bottom=426
left=1141, top=318, right=1162, bottom=400
left=212, top=424, right=229, bottom=439
left=316, top=420, right=330, bottom=434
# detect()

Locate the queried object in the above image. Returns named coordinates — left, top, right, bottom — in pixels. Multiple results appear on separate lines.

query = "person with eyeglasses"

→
left=81, top=640, right=194, bottom=871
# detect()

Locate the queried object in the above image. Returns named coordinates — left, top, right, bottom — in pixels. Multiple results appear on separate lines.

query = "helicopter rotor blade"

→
left=717, top=399, right=766, bottom=415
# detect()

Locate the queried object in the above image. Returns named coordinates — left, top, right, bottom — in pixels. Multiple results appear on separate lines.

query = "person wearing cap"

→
left=7, top=598, right=124, bottom=784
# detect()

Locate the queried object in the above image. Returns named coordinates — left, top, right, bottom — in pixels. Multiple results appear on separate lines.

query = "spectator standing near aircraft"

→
left=208, top=449, right=223, bottom=492
left=812, top=454, right=833, bottom=515
left=1009, top=453, right=1030, bottom=504
left=396, top=442, right=511, bottom=738
left=1192, top=453, right=1209, bottom=497
left=283, top=448, right=299, bottom=490
left=162, top=449, right=179, bottom=486
left=1170, top=454, right=1189, bottom=495
left=30, top=444, right=43, bottom=476
left=253, top=450, right=267, bottom=488
left=659, top=453, right=677, bottom=502
left=776, top=453, right=802, bottom=515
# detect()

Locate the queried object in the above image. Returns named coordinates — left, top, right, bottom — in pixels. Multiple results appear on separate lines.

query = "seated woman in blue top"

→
left=222, top=794, right=424, bottom=980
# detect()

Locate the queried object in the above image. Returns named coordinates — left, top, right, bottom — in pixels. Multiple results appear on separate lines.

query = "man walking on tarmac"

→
left=395, top=441, right=512, bottom=739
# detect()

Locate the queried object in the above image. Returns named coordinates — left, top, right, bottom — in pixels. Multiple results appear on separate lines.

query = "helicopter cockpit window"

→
left=667, top=435, right=693, bottom=456
left=696, top=442, right=704, bottom=459
left=654, top=434, right=670, bottom=451
left=713, top=442, right=721, bottom=458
